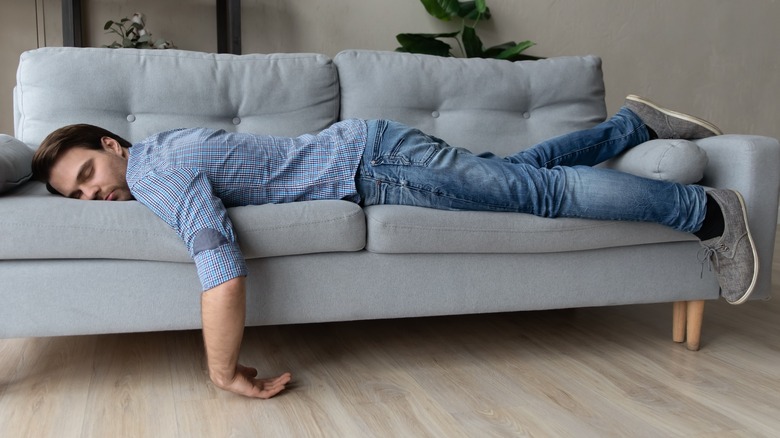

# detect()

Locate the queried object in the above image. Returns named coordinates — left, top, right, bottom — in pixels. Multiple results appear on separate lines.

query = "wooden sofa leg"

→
left=685, top=300, right=705, bottom=351
left=672, top=301, right=687, bottom=343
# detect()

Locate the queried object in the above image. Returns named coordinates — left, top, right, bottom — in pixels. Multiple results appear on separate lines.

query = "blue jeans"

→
left=355, top=108, right=707, bottom=233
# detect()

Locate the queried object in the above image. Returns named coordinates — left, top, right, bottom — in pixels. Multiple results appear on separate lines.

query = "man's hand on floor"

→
left=212, top=364, right=292, bottom=399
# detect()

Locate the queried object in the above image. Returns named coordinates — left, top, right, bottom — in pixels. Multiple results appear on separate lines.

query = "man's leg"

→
left=357, top=119, right=707, bottom=232
left=503, top=95, right=722, bottom=169
left=502, top=107, right=649, bottom=168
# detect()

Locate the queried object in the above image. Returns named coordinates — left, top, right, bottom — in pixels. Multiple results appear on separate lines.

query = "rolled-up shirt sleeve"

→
left=130, top=167, right=248, bottom=290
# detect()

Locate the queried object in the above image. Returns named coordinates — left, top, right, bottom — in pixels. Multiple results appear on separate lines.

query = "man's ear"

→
left=101, top=137, right=126, bottom=157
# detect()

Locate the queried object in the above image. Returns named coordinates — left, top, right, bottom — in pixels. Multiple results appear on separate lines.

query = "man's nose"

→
left=81, top=186, right=100, bottom=200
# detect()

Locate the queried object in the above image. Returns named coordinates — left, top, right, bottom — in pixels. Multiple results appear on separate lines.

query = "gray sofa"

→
left=2, top=48, right=779, bottom=350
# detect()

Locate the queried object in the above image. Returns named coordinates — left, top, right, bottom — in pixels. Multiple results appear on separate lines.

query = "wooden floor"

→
left=2, top=242, right=780, bottom=437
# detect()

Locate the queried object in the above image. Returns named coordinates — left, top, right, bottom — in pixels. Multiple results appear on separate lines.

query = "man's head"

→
left=32, top=124, right=134, bottom=201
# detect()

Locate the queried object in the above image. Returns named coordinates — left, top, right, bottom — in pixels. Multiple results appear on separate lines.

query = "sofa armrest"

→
left=695, top=134, right=780, bottom=299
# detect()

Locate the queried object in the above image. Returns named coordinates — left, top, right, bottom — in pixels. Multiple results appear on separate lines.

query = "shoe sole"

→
left=626, top=94, right=723, bottom=136
left=728, top=190, right=759, bottom=305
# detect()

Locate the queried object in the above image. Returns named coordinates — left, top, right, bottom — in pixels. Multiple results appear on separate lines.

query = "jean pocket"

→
left=374, top=135, right=440, bottom=167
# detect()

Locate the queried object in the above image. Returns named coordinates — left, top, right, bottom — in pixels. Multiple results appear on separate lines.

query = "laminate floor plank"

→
left=80, top=333, right=178, bottom=438
left=0, top=337, right=94, bottom=437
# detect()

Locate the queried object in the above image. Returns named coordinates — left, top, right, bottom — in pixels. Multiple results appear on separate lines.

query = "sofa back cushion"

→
left=335, top=50, right=607, bottom=155
left=14, top=48, right=340, bottom=147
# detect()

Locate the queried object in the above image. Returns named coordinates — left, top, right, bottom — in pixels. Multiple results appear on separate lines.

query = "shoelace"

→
left=697, top=245, right=718, bottom=278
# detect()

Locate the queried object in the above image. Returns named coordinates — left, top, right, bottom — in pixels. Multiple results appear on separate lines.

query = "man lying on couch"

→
left=30, top=95, right=757, bottom=399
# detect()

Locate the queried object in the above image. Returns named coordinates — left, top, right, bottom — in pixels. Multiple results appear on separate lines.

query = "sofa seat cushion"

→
left=0, top=183, right=365, bottom=262
left=364, top=205, right=698, bottom=254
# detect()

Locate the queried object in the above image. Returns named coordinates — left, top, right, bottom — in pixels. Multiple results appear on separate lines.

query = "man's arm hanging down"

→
left=201, top=276, right=291, bottom=398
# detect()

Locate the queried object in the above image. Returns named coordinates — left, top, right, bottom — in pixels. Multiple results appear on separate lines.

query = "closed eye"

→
left=68, top=159, right=94, bottom=199
left=78, top=161, right=93, bottom=183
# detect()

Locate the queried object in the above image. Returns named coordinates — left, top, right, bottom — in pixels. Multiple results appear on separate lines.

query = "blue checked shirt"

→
left=126, top=119, right=368, bottom=290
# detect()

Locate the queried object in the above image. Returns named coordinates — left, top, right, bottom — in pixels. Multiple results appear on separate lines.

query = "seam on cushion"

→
left=239, top=208, right=363, bottom=233
left=0, top=204, right=363, bottom=232
left=0, top=213, right=359, bottom=235
left=0, top=221, right=180, bottom=237
left=15, top=58, right=26, bottom=140
left=365, top=214, right=625, bottom=234
left=42, top=47, right=331, bottom=63
left=654, top=143, right=676, bottom=177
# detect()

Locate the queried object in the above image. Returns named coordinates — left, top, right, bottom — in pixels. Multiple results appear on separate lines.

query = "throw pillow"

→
left=602, top=139, right=708, bottom=184
left=0, top=134, right=34, bottom=193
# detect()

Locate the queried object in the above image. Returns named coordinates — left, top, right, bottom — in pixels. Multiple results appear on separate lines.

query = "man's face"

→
left=48, top=137, right=133, bottom=201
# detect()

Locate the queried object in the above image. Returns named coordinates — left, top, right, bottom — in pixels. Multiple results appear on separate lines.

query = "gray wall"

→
left=2, top=0, right=779, bottom=142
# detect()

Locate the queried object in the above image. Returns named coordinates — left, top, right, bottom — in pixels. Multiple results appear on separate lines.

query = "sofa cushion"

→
left=0, top=183, right=365, bottom=262
left=0, top=135, right=33, bottom=193
left=15, top=48, right=340, bottom=148
left=364, top=205, right=698, bottom=254
left=603, top=139, right=708, bottom=184
left=335, top=50, right=607, bottom=156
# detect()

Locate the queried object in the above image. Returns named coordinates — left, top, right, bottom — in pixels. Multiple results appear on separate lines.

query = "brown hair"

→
left=32, top=124, right=132, bottom=195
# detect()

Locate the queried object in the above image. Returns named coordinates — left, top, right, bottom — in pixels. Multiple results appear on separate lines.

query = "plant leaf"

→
left=483, top=41, right=514, bottom=58
left=103, top=20, right=114, bottom=30
left=419, top=0, right=461, bottom=20
left=475, top=0, right=487, bottom=14
left=458, top=2, right=492, bottom=20
left=397, top=31, right=459, bottom=41
left=396, top=33, right=454, bottom=57
left=494, top=40, right=536, bottom=60
left=461, top=26, right=484, bottom=58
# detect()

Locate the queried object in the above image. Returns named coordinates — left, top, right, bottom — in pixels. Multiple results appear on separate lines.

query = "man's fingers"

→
left=260, top=372, right=292, bottom=386
left=234, top=372, right=292, bottom=399
left=214, top=368, right=292, bottom=399
left=254, top=372, right=292, bottom=399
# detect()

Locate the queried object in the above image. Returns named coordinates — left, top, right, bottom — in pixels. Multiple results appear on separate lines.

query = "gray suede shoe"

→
left=699, top=189, right=759, bottom=304
left=625, top=94, right=723, bottom=139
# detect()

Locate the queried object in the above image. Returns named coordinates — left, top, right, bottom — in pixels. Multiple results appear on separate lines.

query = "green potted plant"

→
left=103, top=13, right=175, bottom=49
left=396, top=0, right=539, bottom=61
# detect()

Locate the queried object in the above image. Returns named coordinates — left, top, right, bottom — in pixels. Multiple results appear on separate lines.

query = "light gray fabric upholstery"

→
left=602, top=139, right=708, bottom=184
left=364, top=205, right=697, bottom=254
left=0, top=134, right=33, bottom=193
left=15, top=48, right=340, bottom=147
left=335, top=50, right=607, bottom=154
left=0, top=182, right=365, bottom=261
left=695, top=135, right=780, bottom=299
left=2, top=47, right=778, bottom=339
left=0, top=246, right=719, bottom=338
